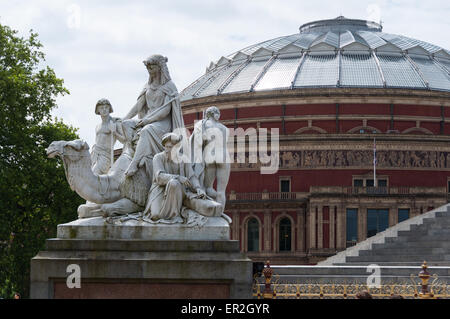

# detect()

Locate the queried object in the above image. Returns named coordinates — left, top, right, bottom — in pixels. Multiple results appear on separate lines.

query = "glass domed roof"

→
left=181, top=17, right=450, bottom=101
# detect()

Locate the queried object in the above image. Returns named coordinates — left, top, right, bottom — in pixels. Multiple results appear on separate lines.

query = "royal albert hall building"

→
left=179, top=17, right=450, bottom=264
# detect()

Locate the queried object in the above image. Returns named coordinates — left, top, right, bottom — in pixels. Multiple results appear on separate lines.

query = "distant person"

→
left=13, top=292, right=20, bottom=299
left=355, top=290, right=373, bottom=299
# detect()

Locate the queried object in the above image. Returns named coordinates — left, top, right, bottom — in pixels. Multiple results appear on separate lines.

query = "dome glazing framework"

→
left=181, top=17, right=450, bottom=101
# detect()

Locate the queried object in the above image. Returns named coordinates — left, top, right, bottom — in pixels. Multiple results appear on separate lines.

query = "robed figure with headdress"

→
left=123, top=54, right=184, bottom=180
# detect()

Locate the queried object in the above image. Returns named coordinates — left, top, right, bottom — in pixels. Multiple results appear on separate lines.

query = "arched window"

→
left=279, top=218, right=292, bottom=252
left=247, top=218, right=259, bottom=252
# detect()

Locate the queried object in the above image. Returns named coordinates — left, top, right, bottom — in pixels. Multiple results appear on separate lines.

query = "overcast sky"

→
left=1, top=0, right=449, bottom=146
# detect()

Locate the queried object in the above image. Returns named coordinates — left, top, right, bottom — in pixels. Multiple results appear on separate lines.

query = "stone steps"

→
left=371, top=241, right=450, bottom=249
left=272, top=265, right=450, bottom=276
left=358, top=247, right=447, bottom=256
left=268, top=265, right=450, bottom=284
left=320, top=204, right=450, bottom=265
left=346, top=255, right=450, bottom=263
left=394, top=231, right=448, bottom=239
left=272, top=274, right=450, bottom=284
left=392, top=235, right=450, bottom=242
left=399, top=224, right=450, bottom=233
left=414, top=220, right=450, bottom=227
left=269, top=204, right=450, bottom=285
left=333, top=261, right=450, bottom=266
left=435, top=211, right=449, bottom=217
left=317, top=205, right=450, bottom=266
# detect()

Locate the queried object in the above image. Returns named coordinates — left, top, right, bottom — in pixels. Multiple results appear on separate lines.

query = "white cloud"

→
left=0, top=0, right=449, bottom=147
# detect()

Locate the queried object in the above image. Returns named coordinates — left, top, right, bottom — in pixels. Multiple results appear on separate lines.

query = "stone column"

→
left=329, top=205, right=336, bottom=250
left=305, top=207, right=310, bottom=251
left=358, top=207, right=367, bottom=242
left=263, top=210, right=272, bottom=252
left=232, top=210, right=239, bottom=241
left=336, top=204, right=346, bottom=250
left=239, top=211, right=247, bottom=252
left=317, top=206, right=323, bottom=249
left=308, top=205, right=316, bottom=250
left=272, top=212, right=277, bottom=253
left=297, top=208, right=305, bottom=252
left=390, top=206, right=397, bottom=226
left=411, top=206, right=420, bottom=218
left=246, top=210, right=254, bottom=252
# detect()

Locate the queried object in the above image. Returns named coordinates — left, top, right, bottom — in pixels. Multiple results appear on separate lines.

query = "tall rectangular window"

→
left=378, top=179, right=387, bottom=187
left=280, top=179, right=290, bottom=192
left=346, top=209, right=358, bottom=247
left=398, top=208, right=410, bottom=223
left=367, top=209, right=389, bottom=238
left=247, top=218, right=260, bottom=252
left=353, top=179, right=363, bottom=187
left=375, top=179, right=388, bottom=194
left=279, top=218, right=292, bottom=252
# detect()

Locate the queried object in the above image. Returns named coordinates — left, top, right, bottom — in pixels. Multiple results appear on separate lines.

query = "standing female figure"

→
left=91, top=98, right=120, bottom=175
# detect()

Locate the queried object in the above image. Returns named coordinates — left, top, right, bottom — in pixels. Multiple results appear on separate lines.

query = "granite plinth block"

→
left=30, top=238, right=252, bottom=299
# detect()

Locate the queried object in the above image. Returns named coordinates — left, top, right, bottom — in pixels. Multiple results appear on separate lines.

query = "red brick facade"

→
left=182, top=89, right=450, bottom=264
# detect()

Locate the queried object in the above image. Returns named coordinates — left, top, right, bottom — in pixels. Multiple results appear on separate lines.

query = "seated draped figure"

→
left=143, top=132, right=222, bottom=222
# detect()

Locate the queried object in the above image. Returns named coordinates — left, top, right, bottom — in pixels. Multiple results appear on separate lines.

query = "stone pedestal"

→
left=56, top=216, right=231, bottom=240
left=30, top=217, right=252, bottom=299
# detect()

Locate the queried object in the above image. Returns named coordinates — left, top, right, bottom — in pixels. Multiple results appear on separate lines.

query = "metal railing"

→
left=309, top=186, right=447, bottom=196
left=227, top=186, right=447, bottom=202
left=348, top=186, right=389, bottom=195
left=253, top=261, right=450, bottom=299
left=228, top=192, right=306, bottom=201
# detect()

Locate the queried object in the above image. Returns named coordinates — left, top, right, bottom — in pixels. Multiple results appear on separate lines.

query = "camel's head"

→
left=47, top=140, right=90, bottom=161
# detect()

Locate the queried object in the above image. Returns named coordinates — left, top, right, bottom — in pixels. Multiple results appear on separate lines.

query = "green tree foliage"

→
left=0, top=23, right=84, bottom=298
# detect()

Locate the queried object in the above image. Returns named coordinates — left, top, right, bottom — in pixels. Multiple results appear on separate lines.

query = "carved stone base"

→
left=57, top=215, right=230, bottom=240
left=30, top=238, right=252, bottom=299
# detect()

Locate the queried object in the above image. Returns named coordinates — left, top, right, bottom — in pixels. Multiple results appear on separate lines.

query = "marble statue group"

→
left=46, top=54, right=231, bottom=225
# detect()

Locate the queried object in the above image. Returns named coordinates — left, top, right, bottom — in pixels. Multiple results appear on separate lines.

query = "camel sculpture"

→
left=47, top=138, right=151, bottom=218
left=46, top=135, right=225, bottom=220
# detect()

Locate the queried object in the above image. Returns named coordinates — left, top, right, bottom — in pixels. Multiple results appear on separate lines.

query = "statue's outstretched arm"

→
left=155, top=171, right=179, bottom=185
left=112, top=119, right=126, bottom=144
left=124, top=94, right=146, bottom=120
left=143, top=102, right=171, bottom=124
left=141, top=95, right=174, bottom=124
